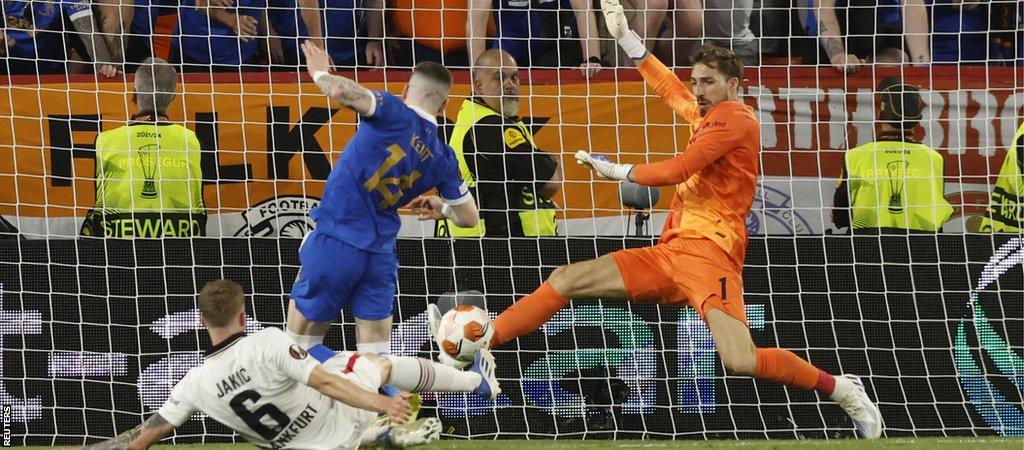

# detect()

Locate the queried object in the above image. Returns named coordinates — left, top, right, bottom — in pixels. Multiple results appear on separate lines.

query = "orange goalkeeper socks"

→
left=755, top=348, right=836, bottom=396
left=491, top=282, right=569, bottom=348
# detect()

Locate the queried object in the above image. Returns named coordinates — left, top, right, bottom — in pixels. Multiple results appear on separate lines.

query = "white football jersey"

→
left=157, top=327, right=375, bottom=449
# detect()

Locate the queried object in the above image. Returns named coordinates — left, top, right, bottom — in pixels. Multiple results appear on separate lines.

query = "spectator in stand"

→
left=173, top=0, right=274, bottom=71
left=803, top=0, right=930, bottom=73
left=832, top=78, right=953, bottom=234
left=988, top=0, right=1021, bottom=64
left=265, top=0, right=304, bottom=65
left=757, top=0, right=801, bottom=60
left=1, top=0, right=116, bottom=75
left=389, top=0, right=492, bottom=67
left=95, top=0, right=178, bottom=71
left=702, top=0, right=757, bottom=65
left=927, top=0, right=987, bottom=63
left=467, top=0, right=602, bottom=77
left=270, top=0, right=384, bottom=67
left=650, top=1, right=755, bottom=67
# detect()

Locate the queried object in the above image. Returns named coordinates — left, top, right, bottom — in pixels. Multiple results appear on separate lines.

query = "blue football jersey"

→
left=269, top=0, right=362, bottom=64
left=176, top=0, right=266, bottom=64
left=311, top=91, right=469, bottom=253
left=3, top=0, right=91, bottom=70
left=492, top=0, right=571, bottom=65
left=804, top=0, right=902, bottom=37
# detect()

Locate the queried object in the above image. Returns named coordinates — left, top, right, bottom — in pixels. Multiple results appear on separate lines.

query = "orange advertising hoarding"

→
left=0, top=66, right=1021, bottom=236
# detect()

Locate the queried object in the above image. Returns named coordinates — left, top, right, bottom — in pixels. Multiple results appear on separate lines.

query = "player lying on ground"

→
left=84, top=280, right=499, bottom=450
left=435, top=0, right=882, bottom=439
left=284, top=41, right=480, bottom=396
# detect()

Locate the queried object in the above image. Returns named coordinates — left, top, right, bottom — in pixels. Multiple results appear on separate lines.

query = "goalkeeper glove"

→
left=575, top=151, right=634, bottom=181
left=601, top=0, right=647, bottom=60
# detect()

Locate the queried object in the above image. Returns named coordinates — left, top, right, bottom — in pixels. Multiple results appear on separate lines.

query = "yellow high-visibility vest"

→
left=436, top=99, right=557, bottom=237
left=81, top=117, right=206, bottom=238
left=845, top=139, right=953, bottom=232
left=979, top=122, right=1024, bottom=232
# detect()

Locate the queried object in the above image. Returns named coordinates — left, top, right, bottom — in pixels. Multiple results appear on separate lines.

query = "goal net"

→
left=0, top=0, right=1022, bottom=445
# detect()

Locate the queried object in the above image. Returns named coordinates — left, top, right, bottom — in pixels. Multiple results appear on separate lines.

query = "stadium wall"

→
left=1, top=235, right=1021, bottom=444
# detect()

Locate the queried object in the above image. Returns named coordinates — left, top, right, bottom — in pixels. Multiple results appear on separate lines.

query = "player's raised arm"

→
left=82, top=413, right=177, bottom=450
left=602, top=0, right=698, bottom=122
left=302, top=41, right=376, bottom=116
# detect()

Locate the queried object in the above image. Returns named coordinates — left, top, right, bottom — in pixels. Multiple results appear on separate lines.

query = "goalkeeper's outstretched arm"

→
left=602, top=0, right=699, bottom=123
left=301, top=41, right=376, bottom=116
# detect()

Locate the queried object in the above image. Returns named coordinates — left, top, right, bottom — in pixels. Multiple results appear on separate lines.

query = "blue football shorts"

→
left=290, top=230, right=398, bottom=322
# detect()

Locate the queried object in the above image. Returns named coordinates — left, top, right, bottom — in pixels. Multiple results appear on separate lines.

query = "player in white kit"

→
left=85, top=280, right=499, bottom=449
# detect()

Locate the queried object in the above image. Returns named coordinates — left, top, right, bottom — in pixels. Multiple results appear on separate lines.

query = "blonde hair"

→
left=198, top=279, right=245, bottom=327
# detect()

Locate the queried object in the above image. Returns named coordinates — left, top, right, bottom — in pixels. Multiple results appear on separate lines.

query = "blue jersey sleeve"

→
left=362, top=91, right=410, bottom=130
left=437, top=151, right=471, bottom=204
left=62, top=0, right=92, bottom=20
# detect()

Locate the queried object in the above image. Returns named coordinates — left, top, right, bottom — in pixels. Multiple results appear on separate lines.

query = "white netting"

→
left=0, top=0, right=1022, bottom=446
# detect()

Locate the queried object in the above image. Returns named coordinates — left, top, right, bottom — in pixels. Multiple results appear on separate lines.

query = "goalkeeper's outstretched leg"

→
left=488, top=249, right=882, bottom=438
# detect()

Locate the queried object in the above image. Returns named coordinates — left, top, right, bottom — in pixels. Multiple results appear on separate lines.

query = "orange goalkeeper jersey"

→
left=632, top=56, right=761, bottom=266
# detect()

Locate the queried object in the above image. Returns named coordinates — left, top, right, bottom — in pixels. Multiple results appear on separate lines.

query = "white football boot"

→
left=834, top=374, right=883, bottom=439
left=388, top=417, right=443, bottom=448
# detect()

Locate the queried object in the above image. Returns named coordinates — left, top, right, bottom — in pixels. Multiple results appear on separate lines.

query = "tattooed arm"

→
left=83, top=414, right=176, bottom=450
left=300, top=40, right=375, bottom=115
left=816, top=0, right=862, bottom=73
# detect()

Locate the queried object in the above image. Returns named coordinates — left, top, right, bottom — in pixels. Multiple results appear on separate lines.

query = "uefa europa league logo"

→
left=886, top=160, right=909, bottom=213
left=137, top=144, right=158, bottom=199
left=955, top=237, right=1024, bottom=436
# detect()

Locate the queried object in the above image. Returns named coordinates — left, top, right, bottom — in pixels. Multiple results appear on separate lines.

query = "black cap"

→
left=878, top=77, right=924, bottom=130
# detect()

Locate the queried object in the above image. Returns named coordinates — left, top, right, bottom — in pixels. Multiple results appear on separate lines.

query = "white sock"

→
left=286, top=330, right=324, bottom=350
left=829, top=375, right=855, bottom=402
left=385, top=355, right=481, bottom=392
left=357, top=341, right=390, bottom=355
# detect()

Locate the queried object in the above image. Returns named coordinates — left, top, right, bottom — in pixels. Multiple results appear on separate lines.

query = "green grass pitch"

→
left=36, top=437, right=1024, bottom=449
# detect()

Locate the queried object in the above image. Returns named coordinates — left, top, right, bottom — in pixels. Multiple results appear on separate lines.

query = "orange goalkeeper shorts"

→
left=611, top=238, right=747, bottom=325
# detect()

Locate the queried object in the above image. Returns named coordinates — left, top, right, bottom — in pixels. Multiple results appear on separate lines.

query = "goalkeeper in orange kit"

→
left=437, top=0, right=883, bottom=438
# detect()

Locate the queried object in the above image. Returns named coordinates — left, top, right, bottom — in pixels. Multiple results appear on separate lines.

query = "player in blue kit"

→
left=286, top=41, right=481, bottom=372
left=1, top=0, right=116, bottom=75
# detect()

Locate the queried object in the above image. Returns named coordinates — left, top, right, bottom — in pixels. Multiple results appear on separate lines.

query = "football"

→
left=435, top=305, right=494, bottom=364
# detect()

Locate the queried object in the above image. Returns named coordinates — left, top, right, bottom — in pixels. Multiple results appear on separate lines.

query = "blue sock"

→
left=308, top=344, right=337, bottom=363
left=381, top=384, right=402, bottom=397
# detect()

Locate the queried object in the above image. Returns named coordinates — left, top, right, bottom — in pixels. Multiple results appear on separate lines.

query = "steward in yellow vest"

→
left=832, top=77, right=952, bottom=233
left=978, top=121, right=1024, bottom=232
left=80, top=58, right=206, bottom=238
left=436, top=49, right=561, bottom=237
